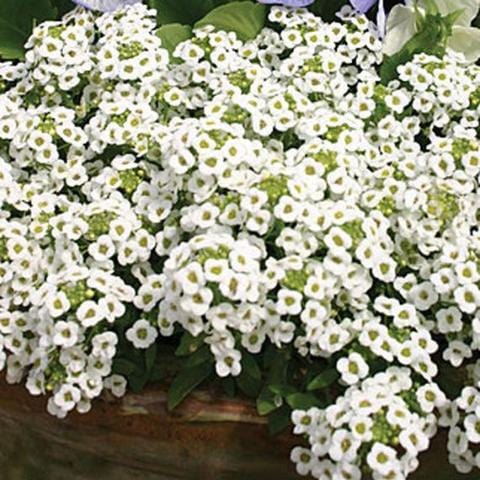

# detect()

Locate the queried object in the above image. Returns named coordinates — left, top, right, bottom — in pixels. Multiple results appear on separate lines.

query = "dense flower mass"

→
left=0, top=2, right=479, bottom=478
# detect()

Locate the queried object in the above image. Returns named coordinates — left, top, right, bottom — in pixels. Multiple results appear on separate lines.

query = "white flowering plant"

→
left=0, top=1, right=480, bottom=479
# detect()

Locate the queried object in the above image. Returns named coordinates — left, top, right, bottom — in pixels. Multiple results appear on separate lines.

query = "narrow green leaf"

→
left=194, top=1, right=267, bottom=42
left=307, top=369, right=339, bottom=391
left=286, top=393, right=319, bottom=410
left=112, top=358, right=137, bottom=377
left=175, top=331, right=205, bottom=357
left=222, top=376, right=236, bottom=397
left=157, top=23, right=193, bottom=57
left=0, top=0, right=57, bottom=59
left=268, top=383, right=296, bottom=397
left=167, top=361, right=214, bottom=410
left=241, top=352, right=261, bottom=380
left=268, top=404, right=291, bottom=435
left=145, top=343, right=158, bottom=372
left=183, top=345, right=213, bottom=367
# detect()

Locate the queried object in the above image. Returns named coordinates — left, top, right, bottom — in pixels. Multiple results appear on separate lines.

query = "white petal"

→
left=448, top=26, right=480, bottom=62
left=419, top=0, right=480, bottom=26
left=383, top=5, right=418, bottom=56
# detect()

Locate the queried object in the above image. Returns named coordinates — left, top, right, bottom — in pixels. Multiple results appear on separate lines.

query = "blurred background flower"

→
left=72, top=0, right=141, bottom=12
left=256, top=0, right=315, bottom=6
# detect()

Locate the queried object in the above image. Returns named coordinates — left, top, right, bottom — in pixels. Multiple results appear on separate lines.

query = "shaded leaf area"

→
left=156, top=23, right=193, bottom=57
left=195, top=1, right=267, bottom=42
left=0, top=0, right=56, bottom=59
left=149, top=0, right=228, bottom=25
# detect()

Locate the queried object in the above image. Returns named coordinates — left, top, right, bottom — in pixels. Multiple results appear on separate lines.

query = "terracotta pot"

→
left=0, top=378, right=477, bottom=480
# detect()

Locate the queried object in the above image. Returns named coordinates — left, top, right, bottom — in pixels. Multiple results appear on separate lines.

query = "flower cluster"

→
left=0, top=2, right=479, bottom=478
left=443, top=361, right=480, bottom=474
left=291, top=368, right=445, bottom=480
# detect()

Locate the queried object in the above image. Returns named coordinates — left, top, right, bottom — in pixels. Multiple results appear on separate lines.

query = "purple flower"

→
left=349, top=0, right=377, bottom=14
left=72, top=0, right=140, bottom=12
left=257, top=0, right=315, bottom=7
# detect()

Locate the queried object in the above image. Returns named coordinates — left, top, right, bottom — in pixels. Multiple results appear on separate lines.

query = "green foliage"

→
left=195, top=1, right=267, bottom=42
left=52, top=0, right=75, bottom=16
left=236, top=352, right=262, bottom=397
left=156, top=23, right=193, bottom=57
left=148, top=0, right=225, bottom=25
left=307, top=368, right=339, bottom=391
left=285, top=392, right=319, bottom=410
left=309, top=0, right=348, bottom=22
left=0, top=0, right=57, bottom=59
left=380, top=10, right=462, bottom=84
left=167, top=360, right=214, bottom=410
left=175, top=332, right=206, bottom=356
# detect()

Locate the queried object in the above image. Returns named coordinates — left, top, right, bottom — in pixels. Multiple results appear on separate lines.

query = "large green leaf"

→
left=156, top=23, right=193, bottom=57
left=167, top=361, right=213, bottom=410
left=0, top=0, right=57, bottom=59
left=149, top=0, right=215, bottom=25
left=194, top=1, right=267, bottom=42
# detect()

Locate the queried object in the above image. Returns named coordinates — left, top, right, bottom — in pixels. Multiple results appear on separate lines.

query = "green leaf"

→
left=112, top=358, right=137, bottom=377
left=256, top=388, right=279, bottom=416
left=380, top=13, right=454, bottom=84
left=149, top=0, right=215, bottom=25
left=51, top=0, right=74, bottom=16
left=145, top=343, right=158, bottom=372
left=307, top=369, right=339, bottom=392
left=194, top=1, right=267, bottom=42
left=167, top=361, right=214, bottom=410
left=286, top=393, right=319, bottom=410
left=237, top=375, right=261, bottom=397
left=175, top=332, right=206, bottom=357
left=0, top=0, right=57, bottom=59
left=236, top=353, right=262, bottom=397
left=157, top=23, right=193, bottom=57
left=309, top=0, right=348, bottom=22
left=128, top=368, right=150, bottom=393
left=183, top=345, right=213, bottom=367
left=222, top=376, right=236, bottom=397
left=268, top=404, right=291, bottom=435
left=241, top=352, right=261, bottom=380
left=268, top=383, right=296, bottom=397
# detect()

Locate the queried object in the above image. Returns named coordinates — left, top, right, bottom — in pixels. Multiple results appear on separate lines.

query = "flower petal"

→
left=72, top=0, right=141, bottom=12
left=350, top=0, right=378, bottom=14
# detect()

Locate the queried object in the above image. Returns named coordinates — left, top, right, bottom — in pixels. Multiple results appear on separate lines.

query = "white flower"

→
left=367, top=443, right=400, bottom=476
left=276, top=289, right=303, bottom=315
left=53, top=321, right=80, bottom=348
left=104, top=374, right=127, bottom=397
left=126, top=319, right=158, bottom=349
left=337, top=352, right=369, bottom=385
left=53, top=384, right=81, bottom=412
left=91, top=331, right=118, bottom=359
left=290, top=446, right=315, bottom=476
left=46, top=292, right=71, bottom=318
left=215, top=348, right=241, bottom=377
left=77, top=300, right=104, bottom=328
left=464, top=414, right=480, bottom=444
